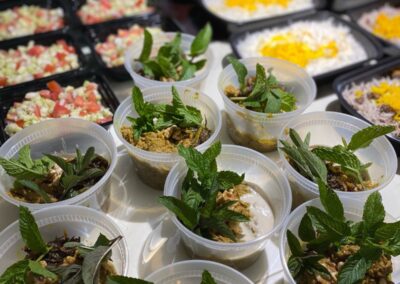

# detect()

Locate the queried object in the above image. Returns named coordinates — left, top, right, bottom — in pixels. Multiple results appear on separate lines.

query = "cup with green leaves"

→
left=218, top=57, right=316, bottom=152
left=277, top=111, right=397, bottom=206
left=124, top=23, right=213, bottom=89
left=280, top=179, right=400, bottom=283
left=0, top=205, right=128, bottom=284
left=161, top=141, right=292, bottom=269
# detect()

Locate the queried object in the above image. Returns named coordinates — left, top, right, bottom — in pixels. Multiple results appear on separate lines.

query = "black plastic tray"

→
left=333, top=56, right=400, bottom=155
left=0, top=71, right=119, bottom=144
left=0, top=31, right=89, bottom=95
left=230, top=10, right=384, bottom=84
left=329, top=0, right=379, bottom=12
left=86, top=16, right=164, bottom=81
left=0, top=0, right=72, bottom=44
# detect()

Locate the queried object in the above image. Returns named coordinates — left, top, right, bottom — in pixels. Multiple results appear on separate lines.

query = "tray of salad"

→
left=0, top=71, right=119, bottom=142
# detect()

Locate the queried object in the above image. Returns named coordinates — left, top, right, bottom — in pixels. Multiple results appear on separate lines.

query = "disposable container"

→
left=0, top=205, right=129, bottom=277
left=124, top=32, right=214, bottom=89
left=218, top=57, right=316, bottom=152
left=279, top=197, right=400, bottom=283
left=113, top=85, right=222, bottom=190
left=278, top=111, right=397, bottom=206
left=146, top=260, right=252, bottom=284
left=164, top=144, right=292, bottom=269
left=0, top=118, right=118, bottom=210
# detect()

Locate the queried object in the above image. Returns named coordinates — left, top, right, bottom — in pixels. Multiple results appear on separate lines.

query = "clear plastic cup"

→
left=0, top=205, right=129, bottom=277
left=278, top=111, right=398, bottom=207
left=279, top=197, right=400, bottom=283
left=145, top=260, right=252, bottom=284
left=0, top=118, right=117, bottom=211
left=164, top=144, right=292, bottom=269
left=218, top=57, right=316, bottom=152
left=113, top=85, right=222, bottom=190
left=124, top=32, right=213, bottom=89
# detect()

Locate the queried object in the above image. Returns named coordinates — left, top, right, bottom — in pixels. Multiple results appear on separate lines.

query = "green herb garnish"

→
left=287, top=180, right=400, bottom=283
left=137, top=23, right=212, bottom=82
left=159, top=141, right=249, bottom=242
left=226, top=57, right=297, bottom=114
left=127, top=86, right=204, bottom=141
left=280, top=125, right=394, bottom=188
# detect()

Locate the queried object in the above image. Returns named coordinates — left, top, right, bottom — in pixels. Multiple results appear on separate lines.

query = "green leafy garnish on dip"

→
left=280, top=125, right=394, bottom=192
left=135, top=23, right=212, bottom=82
left=224, top=57, right=297, bottom=114
left=287, top=180, right=399, bottom=283
left=0, top=206, right=122, bottom=284
left=0, top=145, right=109, bottom=203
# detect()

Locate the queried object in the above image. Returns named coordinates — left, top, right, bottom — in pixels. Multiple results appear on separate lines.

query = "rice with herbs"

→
left=236, top=19, right=368, bottom=76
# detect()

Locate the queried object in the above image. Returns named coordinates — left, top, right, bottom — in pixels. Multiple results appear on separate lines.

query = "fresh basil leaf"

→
left=28, top=260, right=57, bottom=280
left=139, top=29, right=153, bottom=62
left=298, top=213, right=316, bottom=242
left=159, top=196, right=199, bottom=230
left=107, top=275, right=153, bottom=284
left=201, top=270, right=217, bottom=284
left=190, top=23, right=212, bottom=57
left=228, top=56, right=248, bottom=92
left=363, top=192, right=385, bottom=233
left=287, top=230, right=303, bottom=257
left=347, top=125, right=395, bottom=151
left=19, top=206, right=48, bottom=255
left=317, top=179, right=344, bottom=221
left=217, top=171, right=244, bottom=190
left=0, top=260, right=28, bottom=284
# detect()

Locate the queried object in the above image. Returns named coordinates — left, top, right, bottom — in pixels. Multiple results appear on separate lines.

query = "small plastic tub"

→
left=279, top=197, right=400, bottom=283
left=218, top=57, right=316, bottom=152
left=278, top=111, right=397, bottom=206
left=0, top=118, right=117, bottom=210
left=164, top=144, right=292, bottom=269
left=124, top=32, right=214, bottom=89
left=0, top=205, right=129, bottom=277
left=113, top=85, right=222, bottom=190
left=145, top=260, right=252, bottom=284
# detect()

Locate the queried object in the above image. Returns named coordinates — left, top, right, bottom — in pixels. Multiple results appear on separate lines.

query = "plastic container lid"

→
left=0, top=205, right=129, bottom=277
left=279, top=197, right=400, bottom=283
left=164, top=144, right=292, bottom=269
left=146, top=260, right=253, bottom=284
left=278, top=111, right=397, bottom=201
left=124, top=32, right=214, bottom=89
left=0, top=118, right=118, bottom=210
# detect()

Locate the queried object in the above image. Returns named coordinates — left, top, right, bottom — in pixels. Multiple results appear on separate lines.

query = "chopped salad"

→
left=0, top=5, right=64, bottom=41
left=5, top=80, right=113, bottom=136
left=0, top=40, right=79, bottom=88
left=78, top=0, right=152, bottom=25
left=95, top=24, right=161, bottom=68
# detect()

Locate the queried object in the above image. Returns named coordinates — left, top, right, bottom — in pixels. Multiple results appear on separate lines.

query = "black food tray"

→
left=0, top=71, right=119, bottom=144
left=87, top=16, right=163, bottom=81
left=0, top=31, right=89, bottom=95
left=333, top=56, right=400, bottom=155
left=329, top=0, right=379, bottom=12
left=230, top=10, right=384, bottom=84
left=0, top=0, right=72, bottom=44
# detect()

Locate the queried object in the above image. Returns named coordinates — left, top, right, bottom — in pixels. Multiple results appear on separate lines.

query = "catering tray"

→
left=229, top=10, right=384, bottom=84
left=0, top=0, right=72, bottom=44
left=333, top=56, right=400, bottom=155
left=0, top=30, right=89, bottom=92
left=87, top=16, right=166, bottom=81
left=329, top=0, right=379, bottom=12
left=0, top=71, right=119, bottom=143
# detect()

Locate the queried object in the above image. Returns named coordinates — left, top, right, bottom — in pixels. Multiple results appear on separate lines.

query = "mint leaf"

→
left=363, top=192, right=385, bottom=233
left=317, top=179, right=344, bottom=221
left=17, top=145, right=34, bottom=168
left=337, top=254, right=370, bottom=284
left=217, top=171, right=244, bottom=191
left=246, top=64, right=266, bottom=100
left=158, top=56, right=178, bottom=80
left=190, top=23, right=212, bottom=57
left=159, top=196, right=199, bottom=230
left=306, top=206, right=350, bottom=238
left=347, top=125, right=395, bottom=151
left=47, top=264, right=81, bottom=283
left=201, top=270, right=217, bottom=284
left=287, top=256, right=303, bottom=278
left=82, top=244, right=115, bottom=284
left=228, top=56, right=247, bottom=92
left=0, top=157, right=48, bottom=180
left=19, top=206, right=48, bottom=255
left=181, top=62, right=197, bottom=81
left=138, top=29, right=153, bottom=62
left=298, top=214, right=315, bottom=242
left=287, top=230, right=303, bottom=257
left=375, top=221, right=400, bottom=240
left=264, top=91, right=281, bottom=113
left=28, top=260, right=57, bottom=280
left=15, top=180, right=51, bottom=203
left=94, top=233, right=111, bottom=247
left=0, top=260, right=28, bottom=284
left=107, top=275, right=153, bottom=284
left=171, top=86, right=202, bottom=127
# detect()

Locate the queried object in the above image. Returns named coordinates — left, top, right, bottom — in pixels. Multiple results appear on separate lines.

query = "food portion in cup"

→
left=0, top=206, right=121, bottom=284
left=5, top=80, right=113, bottom=136
left=0, top=145, right=109, bottom=204
left=133, top=23, right=212, bottom=83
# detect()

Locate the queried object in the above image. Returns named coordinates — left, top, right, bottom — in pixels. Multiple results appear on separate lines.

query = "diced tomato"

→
left=34, top=105, right=41, bottom=117
left=6, top=113, right=18, bottom=122
left=16, top=120, right=24, bottom=128
left=79, top=110, right=87, bottom=116
left=44, top=64, right=56, bottom=73
left=0, top=77, right=7, bottom=86
left=47, top=81, right=63, bottom=94
left=51, top=102, right=70, bottom=118
left=56, top=52, right=66, bottom=61
left=100, top=0, right=112, bottom=9
left=87, top=91, right=97, bottom=102
left=85, top=101, right=101, bottom=113
left=39, top=90, right=51, bottom=99
left=118, top=29, right=130, bottom=37
left=57, top=40, right=75, bottom=53
left=65, top=92, right=74, bottom=104
left=27, top=45, right=45, bottom=57
left=34, top=73, right=44, bottom=79
left=96, top=116, right=112, bottom=124
left=86, top=82, right=97, bottom=91
left=74, top=96, right=85, bottom=107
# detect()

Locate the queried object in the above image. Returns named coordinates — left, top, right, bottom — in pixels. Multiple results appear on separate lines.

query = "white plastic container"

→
left=113, top=85, right=222, bottom=190
left=164, top=144, right=292, bottom=269
left=0, top=205, right=129, bottom=277
left=124, top=32, right=213, bottom=89
left=279, top=198, right=400, bottom=283
left=145, top=260, right=252, bottom=284
left=278, top=111, right=397, bottom=206
left=0, top=118, right=117, bottom=210
left=218, top=57, right=316, bottom=152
